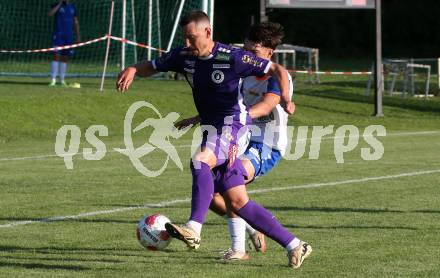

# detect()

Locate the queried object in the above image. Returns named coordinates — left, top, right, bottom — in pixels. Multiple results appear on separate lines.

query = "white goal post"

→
left=0, top=0, right=215, bottom=90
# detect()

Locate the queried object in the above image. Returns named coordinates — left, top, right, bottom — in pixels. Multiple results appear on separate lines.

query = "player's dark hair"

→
left=247, top=22, right=284, bottom=50
left=179, top=10, right=210, bottom=27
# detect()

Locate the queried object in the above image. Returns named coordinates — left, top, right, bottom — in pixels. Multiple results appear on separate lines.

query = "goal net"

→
left=383, top=59, right=436, bottom=97
left=0, top=0, right=205, bottom=78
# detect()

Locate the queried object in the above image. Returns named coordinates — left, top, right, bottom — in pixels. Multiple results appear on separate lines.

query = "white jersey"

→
left=242, top=73, right=293, bottom=155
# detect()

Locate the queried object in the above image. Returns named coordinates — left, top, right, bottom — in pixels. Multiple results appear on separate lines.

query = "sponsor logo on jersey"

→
left=215, top=52, right=230, bottom=62
left=242, top=54, right=264, bottom=68
left=213, top=64, right=230, bottom=69
left=211, top=70, right=225, bottom=84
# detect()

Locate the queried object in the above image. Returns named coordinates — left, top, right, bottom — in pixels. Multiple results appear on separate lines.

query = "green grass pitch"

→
left=0, top=76, right=439, bottom=277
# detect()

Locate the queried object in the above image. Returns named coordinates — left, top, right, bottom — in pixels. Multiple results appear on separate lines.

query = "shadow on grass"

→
left=0, top=244, right=229, bottom=256
left=319, top=80, right=370, bottom=89
left=0, top=245, right=140, bottom=254
left=0, top=80, right=97, bottom=87
left=0, top=217, right=137, bottom=225
left=321, top=79, right=440, bottom=95
left=0, top=217, right=225, bottom=227
left=297, top=88, right=440, bottom=114
left=0, top=245, right=229, bottom=265
left=0, top=254, right=123, bottom=264
left=0, top=261, right=89, bottom=271
left=99, top=203, right=190, bottom=209
left=284, top=224, right=418, bottom=230
left=0, top=245, right=163, bottom=260
left=265, top=206, right=440, bottom=214
left=0, top=80, right=56, bottom=88
left=299, top=102, right=368, bottom=116
left=0, top=80, right=51, bottom=86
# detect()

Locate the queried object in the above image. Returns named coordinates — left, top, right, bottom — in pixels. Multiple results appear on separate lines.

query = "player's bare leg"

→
left=210, top=193, right=227, bottom=216
left=241, top=158, right=255, bottom=184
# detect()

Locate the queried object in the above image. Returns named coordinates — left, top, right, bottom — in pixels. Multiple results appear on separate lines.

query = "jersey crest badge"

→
left=211, top=70, right=225, bottom=84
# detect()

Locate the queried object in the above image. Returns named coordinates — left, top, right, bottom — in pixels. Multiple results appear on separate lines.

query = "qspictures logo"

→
left=55, top=101, right=191, bottom=178
left=55, top=101, right=386, bottom=177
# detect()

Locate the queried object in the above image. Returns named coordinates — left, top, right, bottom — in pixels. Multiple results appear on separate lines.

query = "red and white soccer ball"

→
left=136, top=214, right=172, bottom=251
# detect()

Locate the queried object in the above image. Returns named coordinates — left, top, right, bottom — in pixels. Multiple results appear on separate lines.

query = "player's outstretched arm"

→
left=267, top=63, right=294, bottom=115
left=48, top=0, right=63, bottom=17
left=116, top=61, right=158, bottom=92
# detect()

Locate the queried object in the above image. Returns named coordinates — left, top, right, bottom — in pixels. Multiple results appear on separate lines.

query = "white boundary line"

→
left=1, top=130, right=439, bottom=162
left=0, top=144, right=193, bottom=162
left=1, top=169, right=439, bottom=229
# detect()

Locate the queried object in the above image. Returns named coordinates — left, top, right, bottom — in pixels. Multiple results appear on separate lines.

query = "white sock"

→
left=285, top=237, right=301, bottom=251
left=222, top=214, right=255, bottom=237
left=51, top=61, right=59, bottom=80
left=227, top=217, right=246, bottom=252
left=59, top=62, right=67, bottom=82
left=245, top=222, right=257, bottom=236
left=186, top=220, right=202, bottom=235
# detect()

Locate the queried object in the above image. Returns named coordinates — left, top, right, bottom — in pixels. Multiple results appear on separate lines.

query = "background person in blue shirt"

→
left=48, top=0, right=81, bottom=86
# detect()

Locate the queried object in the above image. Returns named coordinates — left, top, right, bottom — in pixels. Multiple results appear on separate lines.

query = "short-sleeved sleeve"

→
left=232, top=50, right=272, bottom=78
left=151, top=48, right=184, bottom=73
left=265, top=77, right=281, bottom=96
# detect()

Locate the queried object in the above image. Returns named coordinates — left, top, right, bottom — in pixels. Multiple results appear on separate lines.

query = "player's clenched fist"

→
left=282, top=100, right=295, bottom=115
left=116, top=67, right=137, bottom=92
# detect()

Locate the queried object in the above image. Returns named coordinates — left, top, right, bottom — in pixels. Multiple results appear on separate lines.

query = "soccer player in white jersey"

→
left=217, top=22, right=294, bottom=260
left=177, top=22, right=311, bottom=267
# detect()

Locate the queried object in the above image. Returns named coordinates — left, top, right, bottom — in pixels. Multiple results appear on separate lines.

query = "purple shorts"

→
left=53, top=32, right=74, bottom=57
left=199, top=121, right=250, bottom=168
left=213, top=159, right=248, bottom=194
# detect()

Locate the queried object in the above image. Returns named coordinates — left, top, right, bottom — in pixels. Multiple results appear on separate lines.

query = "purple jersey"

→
left=152, top=42, right=272, bottom=127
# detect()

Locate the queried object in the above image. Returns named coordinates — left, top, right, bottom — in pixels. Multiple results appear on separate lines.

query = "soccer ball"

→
left=136, top=214, right=172, bottom=251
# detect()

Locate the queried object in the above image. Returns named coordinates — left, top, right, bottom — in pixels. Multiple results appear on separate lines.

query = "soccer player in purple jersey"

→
left=116, top=10, right=298, bottom=263
left=175, top=22, right=312, bottom=268
left=48, top=0, right=81, bottom=87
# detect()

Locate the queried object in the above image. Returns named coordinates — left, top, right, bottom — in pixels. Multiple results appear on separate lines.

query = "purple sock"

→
left=189, top=161, right=214, bottom=224
left=237, top=200, right=295, bottom=248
